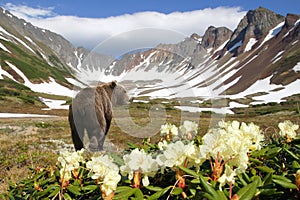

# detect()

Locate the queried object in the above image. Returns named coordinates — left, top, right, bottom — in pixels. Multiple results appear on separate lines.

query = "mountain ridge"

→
left=0, top=6, right=300, bottom=113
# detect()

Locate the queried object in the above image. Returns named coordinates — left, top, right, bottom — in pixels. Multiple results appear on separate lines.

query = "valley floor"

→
left=0, top=108, right=299, bottom=194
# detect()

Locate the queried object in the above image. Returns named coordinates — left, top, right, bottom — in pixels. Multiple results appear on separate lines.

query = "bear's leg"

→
left=71, top=126, right=84, bottom=151
left=87, top=126, right=105, bottom=152
left=69, top=105, right=84, bottom=151
left=88, top=136, right=98, bottom=151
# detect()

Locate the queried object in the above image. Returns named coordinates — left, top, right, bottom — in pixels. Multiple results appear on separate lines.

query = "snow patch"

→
left=66, top=77, right=86, bottom=88
left=244, top=38, right=257, bottom=52
left=252, top=79, right=300, bottom=104
left=228, top=40, right=242, bottom=52
left=133, top=99, right=150, bottom=103
left=0, top=35, right=10, bottom=42
left=40, top=97, right=69, bottom=110
left=0, top=113, right=56, bottom=118
left=228, top=76, right=280, bottom=99
left=213, top=39, right=229, bottom=54
left=271, top=50, right=284, bottom=64
left=260, top=21, right=285, bottom=47
left=174, top=106, right=234, bottom=115
left=229, top=101, right=248, bottom=108
left=0, top=42, right=11, bottom=53
left=293, top=62, right=300, bottom=72
left=0, top=25, right=35, bottom=54
left=6, top=61, right=75, bottom=97
left=292, top=40, right=299, bottom=45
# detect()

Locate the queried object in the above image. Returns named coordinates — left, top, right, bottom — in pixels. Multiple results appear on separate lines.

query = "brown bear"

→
left=68, top=81, right=129, bottom=151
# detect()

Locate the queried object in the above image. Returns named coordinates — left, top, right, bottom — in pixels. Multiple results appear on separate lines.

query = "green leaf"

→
left=265, top=147, right=282, bottom=158
left=216, top=190, right=228, bottom=200
left=273, top=179, right=298, bottom=189
left=147, top=186, right=172, bottom=200
left=291, top=138, right=300, bottom=144
left=262, top=172, right=273, bottom=185
left=145, top=186, right=163, bottom=192
left=256, top=166, right=275, bottom=173
left=251, top=147, right=269, bottom=158
left=249, top=157, right=263, bottom=164
left=189, top=188, right=196, bottom=196
left=273, top=175, right=292, bottom=182
left=127, top=142, right=139, bottom=149
left=37, top=186, right=59, bottom=197
left=199, top=175, right=219, bottom=199
left=190, top=179, right=200, bottom=184
left=82, top=185, right=98, bottom=192
left=171, top=187, right=183, bottom=195
left=73, top=179, right=81, bottom=186
left=241, top=172, right=251, bottom=183
left=201, top=192, right=215, bottom=200
left=35, top=171, right=47, bottom=180
left=48, top=187, right=60, bottom=198
left=237, top=172, right=253, bottom=186
left=134, top=188, right=144, bottom=199
left=284, top=148, right=300, bottom=160
left=259, top=188, right=283, bottom=196
left=292, top=160, right=300, bottom=169
left=113, top=188, right=137, bottom=199
left=236, top=181, right=258, bottom=200
left=67, top=185, right=81, bottom=196
left=237, top=174, right=248, bottom=186
left=115, top=186, right=132, bottom=193
left=63, top=193, right=72, bottom=200
left=178, top=165, right=199, bottom=178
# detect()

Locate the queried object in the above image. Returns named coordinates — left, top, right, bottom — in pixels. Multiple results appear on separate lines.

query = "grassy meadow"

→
left=0, top=98, right=299, bottom=194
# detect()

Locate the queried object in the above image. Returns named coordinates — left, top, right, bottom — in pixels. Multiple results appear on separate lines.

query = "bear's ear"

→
left=109, top=81, right=117, bottom=89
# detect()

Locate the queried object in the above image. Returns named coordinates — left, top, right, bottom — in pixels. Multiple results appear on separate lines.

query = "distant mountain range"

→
left=0, top=6, right=299, bottom=113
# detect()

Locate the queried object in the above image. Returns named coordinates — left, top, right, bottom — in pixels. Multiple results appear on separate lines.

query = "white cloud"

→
left=4, top=4, right=246, bottom=56
left=4, top=3, right=55, bottom=19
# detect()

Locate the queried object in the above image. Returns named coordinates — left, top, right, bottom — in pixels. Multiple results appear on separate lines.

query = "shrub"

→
left=2, top=120, right=300, bottom=200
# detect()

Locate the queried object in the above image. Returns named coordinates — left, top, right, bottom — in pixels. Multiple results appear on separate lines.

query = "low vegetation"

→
left=0, top=116, right=299, bottom=200
left=0, top=99, right=299, bottom=199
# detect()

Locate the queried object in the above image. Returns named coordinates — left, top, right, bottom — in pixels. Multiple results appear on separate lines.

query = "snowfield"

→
left=6, top=61, right=75, bottom=97
left=40, top=97, right=69, bottom=110
left=0, top=113, right=56, bottom=118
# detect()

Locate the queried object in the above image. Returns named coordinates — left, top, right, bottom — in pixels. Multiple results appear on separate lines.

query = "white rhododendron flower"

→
left=160, top=123, right=178, bottom=136
left=278, top=120, right=299, bottom=140
left=86, top=155, right=119, bottom=180
left=156, top=141, right=202, bottom=168
left=120, top=148, right=158, bottom=187
left=86, top=155, right=120, bottom=196
left=59, top=170, right=72, bottom=182
left=200, top=121, right=264, bottom=175
left=218, top=164, right=236, bottom=190
left=180, top=120, right=198, bottom=135
left=101, top=170, right=121, bottom=196
left=57, top=149, right=85, bottom=181
left=179, top=120, right=198, bottom=140
left=58, top=149, right=85, bottom=169
left=240, top=122, right=264, bottom=150
left=158, top=140, right=168, bottom=151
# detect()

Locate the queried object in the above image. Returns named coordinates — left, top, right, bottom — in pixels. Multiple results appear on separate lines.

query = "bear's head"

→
left=110, top=81, right=130, bottom=106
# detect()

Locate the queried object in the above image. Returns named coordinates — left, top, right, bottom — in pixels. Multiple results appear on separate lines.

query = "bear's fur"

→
left=68, top=81, right=129, bottom=151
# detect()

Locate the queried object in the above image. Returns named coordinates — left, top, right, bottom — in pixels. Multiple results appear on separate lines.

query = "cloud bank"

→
left=4, top=3, right=246, bottom=54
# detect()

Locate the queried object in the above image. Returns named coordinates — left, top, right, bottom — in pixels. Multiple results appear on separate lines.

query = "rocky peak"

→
left=190, top=33, right=202, bottom=43
left=225, top=7, right=285, bottom=55
left=283, top=13, right=300, bottom=29
left=201, top=26, right=232, bottom=49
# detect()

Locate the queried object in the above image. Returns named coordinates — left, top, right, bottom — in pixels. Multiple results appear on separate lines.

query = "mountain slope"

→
left=0, top=6, right=299, bottom=115
left=99, top=7, right=300, bottom=110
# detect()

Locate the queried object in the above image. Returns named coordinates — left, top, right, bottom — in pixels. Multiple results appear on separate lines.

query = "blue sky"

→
left=1, top=1, right=299, bottom=56
left=2, top=0, right=299, bottom=17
